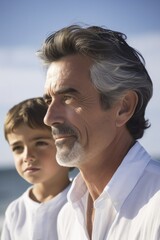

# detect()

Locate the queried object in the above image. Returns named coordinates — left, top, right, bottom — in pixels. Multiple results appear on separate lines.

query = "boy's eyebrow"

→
left=9, top=141, right=22, bottom=147
left=31, top=136, right=53, bottom=141
left=10, top=136, right=53, bottom=146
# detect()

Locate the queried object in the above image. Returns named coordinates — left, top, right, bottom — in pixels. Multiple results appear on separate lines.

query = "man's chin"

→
left=56, top=155, right=75, bottom=168
left=55, top=141, right=85, bottom=167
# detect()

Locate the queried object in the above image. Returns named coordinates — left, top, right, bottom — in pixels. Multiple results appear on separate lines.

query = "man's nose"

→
left=44, top=101, right=65, bottom=127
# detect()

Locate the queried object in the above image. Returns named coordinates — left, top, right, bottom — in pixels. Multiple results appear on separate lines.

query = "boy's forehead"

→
left=7, top=125, right=53, bottom=142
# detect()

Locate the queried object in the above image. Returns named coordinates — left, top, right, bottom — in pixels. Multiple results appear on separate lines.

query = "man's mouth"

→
left=54, top=134, right=76, bottom=140
left=52, top=124, right=77, bottom=139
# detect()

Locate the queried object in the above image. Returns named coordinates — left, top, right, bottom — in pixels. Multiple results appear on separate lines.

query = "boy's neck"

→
left=29, top=179, right=71, bottom=203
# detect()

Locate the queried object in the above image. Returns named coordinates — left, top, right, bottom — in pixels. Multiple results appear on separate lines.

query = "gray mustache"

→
left=51, top=124, right=77, bottom=136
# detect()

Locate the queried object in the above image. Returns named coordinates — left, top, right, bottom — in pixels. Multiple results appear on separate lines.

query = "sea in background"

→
left=0, top=167, right=79, bottom=236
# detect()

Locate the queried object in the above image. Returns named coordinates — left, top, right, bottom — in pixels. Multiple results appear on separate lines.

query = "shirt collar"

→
left=68, top=142, right=151, bottom=211
left=68, top=172, right=88, bottom=203
left=104, top=141, right=151, bottom=211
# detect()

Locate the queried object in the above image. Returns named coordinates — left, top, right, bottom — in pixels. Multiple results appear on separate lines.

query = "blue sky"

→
left=0, top=0, right=160, bottom=168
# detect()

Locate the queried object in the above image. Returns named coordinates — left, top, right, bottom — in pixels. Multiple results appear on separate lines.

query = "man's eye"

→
left=63, top=95, right=73, bottom=103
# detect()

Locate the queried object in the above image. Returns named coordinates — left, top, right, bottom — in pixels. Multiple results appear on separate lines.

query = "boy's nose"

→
left=23, top=148, right=35, bottom=163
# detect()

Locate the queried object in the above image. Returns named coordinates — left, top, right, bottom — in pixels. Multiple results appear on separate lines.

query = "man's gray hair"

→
left=37, top=24, right=153, bottom=139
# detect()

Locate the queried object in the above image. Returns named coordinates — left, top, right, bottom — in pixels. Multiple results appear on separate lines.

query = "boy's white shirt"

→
left=1, top=184, right=71, bottom=240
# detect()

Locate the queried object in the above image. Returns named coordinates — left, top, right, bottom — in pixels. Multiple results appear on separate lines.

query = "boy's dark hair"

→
left=4, top=97, right=49, bottom=140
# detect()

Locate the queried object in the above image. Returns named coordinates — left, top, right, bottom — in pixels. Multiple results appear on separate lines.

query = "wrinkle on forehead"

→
left=44, top=55, right=93, bottom=95
left=45, top=60, right=73, bottom=94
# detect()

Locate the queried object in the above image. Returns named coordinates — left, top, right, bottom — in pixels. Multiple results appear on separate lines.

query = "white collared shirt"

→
left=1, top=184, right=71, bottom=240
left=57, top=142, right=160, bottom=240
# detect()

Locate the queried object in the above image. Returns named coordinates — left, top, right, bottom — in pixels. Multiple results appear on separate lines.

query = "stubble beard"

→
left=56, top=140, right=85, bottom=168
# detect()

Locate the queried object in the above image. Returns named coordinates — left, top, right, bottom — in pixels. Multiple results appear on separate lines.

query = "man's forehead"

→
left=45, top=63, right=64, bottom=92
left=44, top=55, right=93, bottom=94
left=44, top=79, right=79, bottom=96
left=44, top=72, right=76, bottom=97
left=46, top=63, right=62, bottom=81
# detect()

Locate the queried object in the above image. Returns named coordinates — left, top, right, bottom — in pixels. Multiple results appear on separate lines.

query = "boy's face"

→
left=7, top=123, right=69, bottom=185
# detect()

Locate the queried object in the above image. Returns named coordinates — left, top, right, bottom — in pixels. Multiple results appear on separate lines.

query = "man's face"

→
left=44, top=55, right=119, bottom=168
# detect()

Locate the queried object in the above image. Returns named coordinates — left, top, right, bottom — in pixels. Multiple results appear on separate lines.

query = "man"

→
left=37, top=25, right=160, bottom=239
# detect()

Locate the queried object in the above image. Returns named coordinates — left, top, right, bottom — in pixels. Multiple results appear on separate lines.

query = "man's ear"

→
left=115, top=91, right=138, bottom=127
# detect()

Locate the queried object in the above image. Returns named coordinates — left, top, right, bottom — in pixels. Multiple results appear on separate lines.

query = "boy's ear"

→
left=116, top=91, right=138, bottom=127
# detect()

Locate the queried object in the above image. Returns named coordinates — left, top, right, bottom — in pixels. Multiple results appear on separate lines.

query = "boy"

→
left=1, top=97, right=71, bottom=240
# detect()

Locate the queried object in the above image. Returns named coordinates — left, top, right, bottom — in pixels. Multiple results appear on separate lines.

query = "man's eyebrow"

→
left=56, top=87, right=79, bottom=95
left=43, top=88, right=79, bottom=99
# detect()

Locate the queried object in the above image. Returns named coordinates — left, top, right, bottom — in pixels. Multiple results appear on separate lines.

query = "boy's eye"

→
left=12, top=146, right=23, bottom=153
left=36, top=141, right=48, bottom=146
